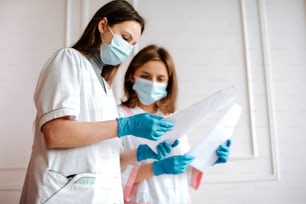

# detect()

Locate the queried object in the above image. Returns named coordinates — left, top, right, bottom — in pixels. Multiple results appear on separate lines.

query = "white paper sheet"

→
left=188, top=103, right=242, bottom=172
left=147, top=86, right=238, bottom=151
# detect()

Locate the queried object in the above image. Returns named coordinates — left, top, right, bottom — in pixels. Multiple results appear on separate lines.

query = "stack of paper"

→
left=146, top=86, right=242, bottom=171
left=188, top=103, right=242, bottom=172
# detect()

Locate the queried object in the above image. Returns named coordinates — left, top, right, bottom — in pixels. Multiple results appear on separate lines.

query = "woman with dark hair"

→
left=118, top=44, right=231, bottom=204
left=19, top=1, right=174, bottom=204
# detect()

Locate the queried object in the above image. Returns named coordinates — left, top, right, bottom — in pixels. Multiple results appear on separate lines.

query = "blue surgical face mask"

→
left=132, top=77, right=168, bottom=105
left=100, top=27, right=133, bottom=66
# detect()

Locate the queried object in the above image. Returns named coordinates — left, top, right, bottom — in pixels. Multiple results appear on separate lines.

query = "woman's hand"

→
left=214, top=139, right=231, bottom=164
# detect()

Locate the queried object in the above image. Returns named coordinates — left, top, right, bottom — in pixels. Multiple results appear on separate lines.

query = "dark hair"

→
left=122, top=44, right=178, bottom=114
left=72, top=0, right=145, bottom=55
left=72, top=1, right=145, bottom=84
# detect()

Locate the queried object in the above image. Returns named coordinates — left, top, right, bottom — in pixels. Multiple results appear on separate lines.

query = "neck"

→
left=138, top=103, right=157, bottom=114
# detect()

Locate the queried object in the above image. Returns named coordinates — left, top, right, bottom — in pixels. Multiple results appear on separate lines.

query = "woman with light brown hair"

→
left=118, top=44, right=231, bottom=204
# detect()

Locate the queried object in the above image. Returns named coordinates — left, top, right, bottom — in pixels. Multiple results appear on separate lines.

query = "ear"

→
left=129, top=75, right=136, bottom=83
left=98, top=17, right=108, bottom=34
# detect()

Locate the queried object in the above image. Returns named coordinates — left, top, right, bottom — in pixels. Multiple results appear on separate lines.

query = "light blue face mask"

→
left=132, top=77, right=168, bottom=105
left=100, top=27, right=133, bottom=66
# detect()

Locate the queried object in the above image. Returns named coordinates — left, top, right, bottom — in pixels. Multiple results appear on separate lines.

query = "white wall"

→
left=0, top=0, right=305, bottom=203
left=0, top=0, right=67, bottom=203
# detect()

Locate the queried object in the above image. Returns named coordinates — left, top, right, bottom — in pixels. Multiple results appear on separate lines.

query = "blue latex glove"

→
left=215, top=139, right=231, bottom=164
left=152, top=154, right=195, bottom=176
left=136, top=140, right=179, bottom=162
left=156, top=140, right=179, bottom=160
left=116, top=113, right=174, bottom=141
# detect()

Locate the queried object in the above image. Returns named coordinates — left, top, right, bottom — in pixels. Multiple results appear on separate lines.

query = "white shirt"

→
left=118, top=105, right=192, bottom=204
left=20, top=48, right=123, bottom=204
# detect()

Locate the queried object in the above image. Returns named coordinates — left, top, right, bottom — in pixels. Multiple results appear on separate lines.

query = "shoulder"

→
left=117, top=105, right=130, bottom=117
left=117, top=105, right=143, bottom=117
left=44, top=48, right=90, bottom=72
left=52, top=48, right=85, bottom=62
left=37, top=48, right=91, bottom=83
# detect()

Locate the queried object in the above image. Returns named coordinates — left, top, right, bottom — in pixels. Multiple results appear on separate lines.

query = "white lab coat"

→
left=118, top=106, right=199, bottom=204
left=20, top=48, right=123, bottom=204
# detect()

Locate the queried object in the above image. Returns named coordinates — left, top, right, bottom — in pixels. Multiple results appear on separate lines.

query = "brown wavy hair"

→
left=122, top=44, right=178, bottom=114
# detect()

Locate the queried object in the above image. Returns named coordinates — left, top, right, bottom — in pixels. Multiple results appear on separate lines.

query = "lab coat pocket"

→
left=42, top=171, right=96, bottom=204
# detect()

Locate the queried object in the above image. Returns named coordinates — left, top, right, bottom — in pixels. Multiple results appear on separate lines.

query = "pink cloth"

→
left=120, top=105, right=134, bottom=116
left=190, top=167, right=203, bottom=190
left=124, top=165, right=140, bottom=201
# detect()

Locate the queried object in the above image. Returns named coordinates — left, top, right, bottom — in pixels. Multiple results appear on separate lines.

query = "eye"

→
left=140, top=74, right=151, bottom=80
left=122, top=34, right=131, bottom=42
left=158, top=76, right=167, bottom=83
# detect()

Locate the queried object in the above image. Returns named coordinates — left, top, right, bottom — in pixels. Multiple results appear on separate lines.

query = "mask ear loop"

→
left=108, top=26, right=114, bottom=36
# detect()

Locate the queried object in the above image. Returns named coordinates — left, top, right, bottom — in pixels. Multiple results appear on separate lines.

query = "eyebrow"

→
left=140, top=71, right=167, bottom=77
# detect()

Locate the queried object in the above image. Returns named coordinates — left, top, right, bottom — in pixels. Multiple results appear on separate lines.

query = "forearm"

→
left=134, top=163, right=155, bottom=183
left=120, top=150, right=137, bottom=169
left=42, top=117, right=118, bottom=148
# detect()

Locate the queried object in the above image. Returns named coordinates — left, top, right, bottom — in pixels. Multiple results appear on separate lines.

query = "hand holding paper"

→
left=136, top=140, right=179, bottom=162
left=215, top=139, right=231, bottom=164
left=188, top=103, right=242, bottom=172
